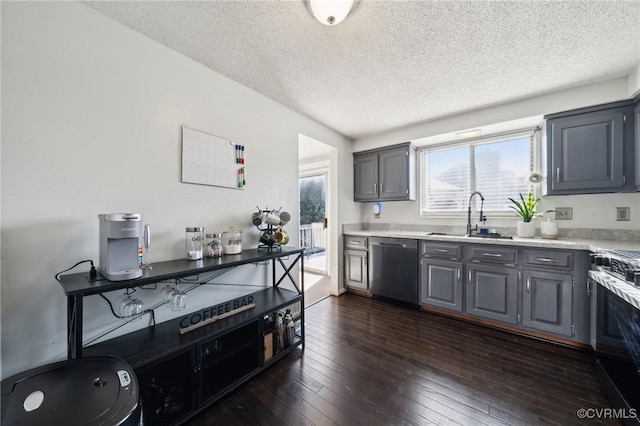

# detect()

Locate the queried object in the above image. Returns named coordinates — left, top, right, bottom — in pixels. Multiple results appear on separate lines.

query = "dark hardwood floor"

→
left=185, top=293, right=619, bottom=425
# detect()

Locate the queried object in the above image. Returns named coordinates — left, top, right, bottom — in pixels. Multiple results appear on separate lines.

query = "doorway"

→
left=298, top=134, right=337, bottom=307
left=299, top=171, right=328, bottom=275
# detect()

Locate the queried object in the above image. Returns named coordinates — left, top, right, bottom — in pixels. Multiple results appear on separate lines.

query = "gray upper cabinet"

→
left=353, top=142, right=416, bottom=202
left=635, top=99, right=640, bottom=190
left=545, top=101, right=635, bottom=194
left=353, top=153, right=379, bottom=201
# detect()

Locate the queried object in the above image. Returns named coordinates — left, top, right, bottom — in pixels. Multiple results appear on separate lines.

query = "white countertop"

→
left=343, top=230, right=640, bottom=252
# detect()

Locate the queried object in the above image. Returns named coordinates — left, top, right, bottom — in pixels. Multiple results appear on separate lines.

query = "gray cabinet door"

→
left=354, top=152, right=379, bottom=201
left=466, top=264, right=518, bottom=324
left=420, top=258, right=463, bottom=312
left=344, top=249, right=368, bottom=290
left=635, top=101, right=640, bottom=190
left=379, top=146, right=409, bottom=200
left=548, top=109, right=624, bottom=193
left=522, top=270, right=572, bottom=337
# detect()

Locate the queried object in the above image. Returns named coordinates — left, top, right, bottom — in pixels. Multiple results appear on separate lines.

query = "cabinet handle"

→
left=457, top=268, right=461, bottom=281
left=379, top=242, right=405, bottom=248
left=526, top=278, right=531, bottom=293
left=482, top=253, right=502, bottom=258
left=586, top=279, right=591, bottom=296
left=373, top=183, right=377, bottom=193
left=363, top=257, right=367, bottom=267
left=556, top=167, right=560, bottom=183
left=350, top=241, right=361, bottom=245
left=468, top=270, right=472, bottom=283
left=536, top=257, right=559, bottom=263
left=380, top=182, right=383, bottom=192
left=433, top=249, right=448, bottom=253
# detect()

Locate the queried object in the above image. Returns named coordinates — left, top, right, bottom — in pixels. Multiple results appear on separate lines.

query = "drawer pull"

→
left=526, top=278, right=531, bottom=293
left=350, top=241, right=361, bottom=245
left=457, top=268, right=461, bottom=281
left=483, top=253, right=502, bottom=258
left=536, top=257, right=559, bottom=263
left=433, top=249, right=448, bottom=253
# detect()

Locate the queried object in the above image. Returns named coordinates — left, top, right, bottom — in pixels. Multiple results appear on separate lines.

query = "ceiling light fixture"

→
left=306, top=0, right=357, bottom=26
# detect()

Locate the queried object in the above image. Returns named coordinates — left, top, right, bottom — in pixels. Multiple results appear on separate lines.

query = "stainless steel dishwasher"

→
left=369, top=237, right=419, bottom=306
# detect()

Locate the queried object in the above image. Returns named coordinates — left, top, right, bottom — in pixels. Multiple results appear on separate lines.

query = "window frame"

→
left=419, top=128, right=540, bottom=218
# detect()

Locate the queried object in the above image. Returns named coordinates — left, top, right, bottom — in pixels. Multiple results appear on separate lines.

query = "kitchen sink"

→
left=466, top=233, right=513, bottom=240
left=424, top=232, right=513, bottom=240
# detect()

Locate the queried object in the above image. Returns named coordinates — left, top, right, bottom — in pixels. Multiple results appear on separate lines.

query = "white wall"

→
left=353, top=78, right=640, bottom=232
left=0, top=1, right=354, bottom=379
left=628, top=63, right=640, bottom=98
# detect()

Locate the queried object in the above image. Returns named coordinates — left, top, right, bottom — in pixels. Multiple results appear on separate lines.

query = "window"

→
left=421, top=132, right=534, bottom=215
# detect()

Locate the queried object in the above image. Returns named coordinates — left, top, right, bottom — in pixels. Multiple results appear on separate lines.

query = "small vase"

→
left=516, top=221, right=536, bottom=238
left=540, top=219, right=559, bottom=239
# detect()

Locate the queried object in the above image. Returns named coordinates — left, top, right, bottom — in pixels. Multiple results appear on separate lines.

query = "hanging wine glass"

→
left=170, top=284, right=187, bottom=312
left=117, top=291, right=144, bottom=318
left=161, top=283, right=177, bottom=308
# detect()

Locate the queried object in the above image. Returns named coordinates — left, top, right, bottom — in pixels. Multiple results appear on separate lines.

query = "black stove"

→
left=590, top=248, right=640, bottom=424
left=592, top=249, right=640, bottom=286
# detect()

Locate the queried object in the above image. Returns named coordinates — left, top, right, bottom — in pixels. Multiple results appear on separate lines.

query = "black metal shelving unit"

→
left=59, top=247, right=304, bottom=425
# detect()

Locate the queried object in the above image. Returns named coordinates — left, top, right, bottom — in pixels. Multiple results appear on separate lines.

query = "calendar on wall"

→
left=181, top=126, right=245, bottom=189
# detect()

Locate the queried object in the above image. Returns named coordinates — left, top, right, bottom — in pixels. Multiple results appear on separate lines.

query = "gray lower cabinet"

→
left=344, top=249, right=368, bottom=290
left=344, top=236, right=368, bottom=290
left=465, top=263, right=519, bottom=325
left=521, top=270, right=573, bottom=336
left=420, top=258, right=463, bottom=312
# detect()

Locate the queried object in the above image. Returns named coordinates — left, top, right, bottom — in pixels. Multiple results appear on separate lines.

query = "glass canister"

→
left=186, top=227, right=204, bottom=260
left=222, top=227, right=243, bottom=255
left=205, top=233, right=223, bottom=258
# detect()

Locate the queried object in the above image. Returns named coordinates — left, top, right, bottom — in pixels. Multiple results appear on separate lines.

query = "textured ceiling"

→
left=84, top=1, right=640, bottom=140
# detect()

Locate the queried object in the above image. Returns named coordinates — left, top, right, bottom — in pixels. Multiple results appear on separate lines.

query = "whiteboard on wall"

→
left=181, top=126, right=244, bottom=189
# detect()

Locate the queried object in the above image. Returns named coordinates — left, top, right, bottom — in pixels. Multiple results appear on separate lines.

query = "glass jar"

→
left=205, top=233, right=223, bottom=258
left=186, top=227, right=204, bottom=260
left=222, top=227, right=243, bottom=255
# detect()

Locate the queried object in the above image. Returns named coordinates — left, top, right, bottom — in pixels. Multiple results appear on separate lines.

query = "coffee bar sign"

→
left=179, top=295, right=255, bottom=334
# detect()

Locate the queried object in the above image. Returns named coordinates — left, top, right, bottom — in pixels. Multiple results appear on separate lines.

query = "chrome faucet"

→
left=467, top=191, right=485, bottom=236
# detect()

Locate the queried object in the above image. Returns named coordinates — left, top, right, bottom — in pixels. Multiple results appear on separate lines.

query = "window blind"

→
left=421, top=132, right=534, bottom=215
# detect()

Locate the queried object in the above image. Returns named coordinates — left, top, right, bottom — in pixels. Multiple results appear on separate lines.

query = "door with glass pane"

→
left=299, top=172, right=328, bottom=274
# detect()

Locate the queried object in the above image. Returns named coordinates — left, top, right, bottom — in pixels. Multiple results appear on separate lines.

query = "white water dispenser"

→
left=99, top=213, right=143, bottom=281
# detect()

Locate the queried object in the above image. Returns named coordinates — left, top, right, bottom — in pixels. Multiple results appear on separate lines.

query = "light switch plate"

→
left=555, top=207, right=572, bottom=220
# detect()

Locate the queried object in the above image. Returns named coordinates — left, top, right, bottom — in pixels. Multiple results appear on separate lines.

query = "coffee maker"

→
left=99, top=213, right=143, bottom=281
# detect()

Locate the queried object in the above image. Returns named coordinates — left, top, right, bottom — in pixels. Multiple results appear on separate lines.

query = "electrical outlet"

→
left=555, top=207, right=572, bottom=220
left=616, top=207, right=630, bottom=221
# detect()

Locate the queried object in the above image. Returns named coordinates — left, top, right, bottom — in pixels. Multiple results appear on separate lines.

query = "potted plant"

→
left=508, top=192, right=539, bottom=238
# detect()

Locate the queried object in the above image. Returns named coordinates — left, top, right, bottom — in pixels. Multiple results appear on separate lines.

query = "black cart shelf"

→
left=59, top=247, right=305, bottom=426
